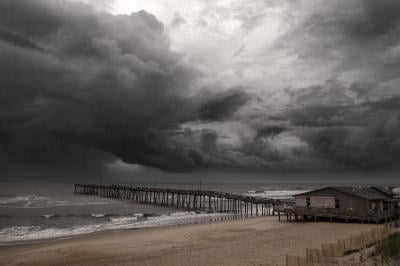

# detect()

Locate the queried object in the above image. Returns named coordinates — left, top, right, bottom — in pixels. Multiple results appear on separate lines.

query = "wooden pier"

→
left=74, top=184, right=282, bottom=217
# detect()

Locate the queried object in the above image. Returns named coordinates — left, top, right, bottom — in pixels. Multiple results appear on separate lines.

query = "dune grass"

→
left=375, top=232, right=400, bottom=261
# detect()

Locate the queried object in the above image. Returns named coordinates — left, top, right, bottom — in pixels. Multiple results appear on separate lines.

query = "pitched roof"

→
left=368, top=186, right=394, bottom=197
left=295, top=186, right=389, bottom=200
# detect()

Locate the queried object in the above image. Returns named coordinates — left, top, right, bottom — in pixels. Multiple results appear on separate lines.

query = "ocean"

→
left=0, top=182, right=396, bottom=245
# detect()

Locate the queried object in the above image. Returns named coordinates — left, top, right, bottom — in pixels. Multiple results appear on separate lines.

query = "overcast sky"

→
left=1, top=0, right=400, bottom=181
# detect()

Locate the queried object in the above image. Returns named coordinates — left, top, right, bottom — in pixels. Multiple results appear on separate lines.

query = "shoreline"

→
left=0, top=217, right=381, bottom=266
left=0, top=211, right=242, bottom=247
left=0, top=213, right=241, bottom=247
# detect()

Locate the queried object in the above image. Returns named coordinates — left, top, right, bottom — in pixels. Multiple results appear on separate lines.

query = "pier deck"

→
left=74, top=184, right=283, bottom=217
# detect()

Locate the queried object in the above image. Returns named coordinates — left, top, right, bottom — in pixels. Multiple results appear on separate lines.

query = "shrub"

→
left=375, top=232, right=400, bottom=261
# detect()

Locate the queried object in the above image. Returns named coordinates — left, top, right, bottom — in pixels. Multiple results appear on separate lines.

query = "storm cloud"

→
left=262, top=0, right=400, bottom=170
left=0, top=0, right=249, bottom=172
left=1, top=0, right=400, bottom=176
left=282, top=85, right=400, bottom=169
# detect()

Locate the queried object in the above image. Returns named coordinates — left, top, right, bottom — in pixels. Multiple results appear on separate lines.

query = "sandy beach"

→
left=0, top=217, right=380, bottom=266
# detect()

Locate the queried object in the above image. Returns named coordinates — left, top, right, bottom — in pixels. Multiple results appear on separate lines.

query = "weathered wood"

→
left=74, top=184, right=283, bottom=218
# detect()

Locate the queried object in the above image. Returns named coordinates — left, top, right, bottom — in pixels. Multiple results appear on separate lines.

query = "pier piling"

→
left=74, top=184, right=281, bottom=218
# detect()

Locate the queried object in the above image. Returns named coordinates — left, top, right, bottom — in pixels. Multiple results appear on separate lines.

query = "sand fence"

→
left=286, top=226, right=393, bottom=266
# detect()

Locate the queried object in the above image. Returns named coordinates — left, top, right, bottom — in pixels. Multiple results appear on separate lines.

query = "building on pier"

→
left=283, top=186, right=400, bottom=223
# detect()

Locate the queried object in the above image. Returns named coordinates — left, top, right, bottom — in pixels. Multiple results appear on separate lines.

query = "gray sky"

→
left=1, top=0, right=400, bottom=181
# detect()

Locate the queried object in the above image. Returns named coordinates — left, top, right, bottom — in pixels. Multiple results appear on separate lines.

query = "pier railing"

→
left=74, top=184, right=282, bottom=217
left=284, top=206, right=398, bottom=223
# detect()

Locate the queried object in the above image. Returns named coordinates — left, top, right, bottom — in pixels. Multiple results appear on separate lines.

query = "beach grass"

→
left=375, top=232, right=400, bottom=262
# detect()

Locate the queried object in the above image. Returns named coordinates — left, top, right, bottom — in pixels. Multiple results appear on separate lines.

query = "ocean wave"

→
left=90, top=213, right=106, bottom=218
left=245, top=189, right=310, bottom=199
left=0, top=195, right=50, bottom=205
left=139, top=212, right=227, bottom=228
left=0, top=212, right=232, bottom=244
left=74, top=200, right=117, bottom=206
left=42, top=214, right=56, bottom=219
left=170, top=211, right=197, bottom=216
left=0, top=195, right=116, bottom=208
left=37, top=213, right=141, bottom=219
left=0, top=195, right=68, bottom=208
left=0, top=225, right=99, bottom=243
left=110, top=216, right=138, bottom=224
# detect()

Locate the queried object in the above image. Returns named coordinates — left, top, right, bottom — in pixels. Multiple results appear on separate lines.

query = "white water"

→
left=0, top=194, right=116, bottom=208
left=0, top=183, right=325, bottom=245
left=245, top=189, right=310, bottom=199
left=0, top=211, right=230, bottom=244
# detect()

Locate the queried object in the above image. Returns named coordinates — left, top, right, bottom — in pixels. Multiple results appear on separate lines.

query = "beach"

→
left=0, top=217, right=380, bottom=266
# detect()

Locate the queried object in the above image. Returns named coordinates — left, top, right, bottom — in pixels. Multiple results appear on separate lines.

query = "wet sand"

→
left=0, top=217, right=379, bottom=266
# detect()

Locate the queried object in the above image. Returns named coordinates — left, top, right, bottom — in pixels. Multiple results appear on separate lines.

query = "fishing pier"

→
left=74, top=184, right=282, bottom=217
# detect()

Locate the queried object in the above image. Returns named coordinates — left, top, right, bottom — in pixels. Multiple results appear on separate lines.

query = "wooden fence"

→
left=286, top=226, right=394, bottom=266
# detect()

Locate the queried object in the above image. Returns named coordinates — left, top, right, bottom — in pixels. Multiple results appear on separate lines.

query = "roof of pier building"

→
left=294, top=186, right=392, bottom=201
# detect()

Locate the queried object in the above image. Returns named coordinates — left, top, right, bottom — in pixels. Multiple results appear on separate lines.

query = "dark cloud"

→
left=278, top=0, right=400, bottom=82
left=200, top=129, right=217, bottom=152
left=256, top=126, right=287, bottom=138
left=229, top=0, right=400, bottom=171
left=199, top=0, right=400, bottom=172
left=197, top=88, right=251, bottom=121
left=279, top=84, right=400, bottom=169
left=0, top=0, right=250, bottom=174
left=0, top=29, right=45, bottom=52
left=2, top=0, right=400, bottom=176
left=355, top=0, right=400, bottom=38
left=230, top=76, right=400, bottom=171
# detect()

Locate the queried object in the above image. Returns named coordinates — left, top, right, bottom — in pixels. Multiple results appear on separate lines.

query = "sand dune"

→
left=0, top=217, right=379, bottom=266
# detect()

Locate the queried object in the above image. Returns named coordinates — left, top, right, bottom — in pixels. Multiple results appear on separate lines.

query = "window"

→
left=306, top=196, right=310, bottom=207
left=383, top=201, right=388, bottom=210
left=335, top=199, right=340, bottom=209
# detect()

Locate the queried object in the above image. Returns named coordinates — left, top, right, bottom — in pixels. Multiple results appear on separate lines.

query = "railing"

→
left=74, top=184, right=283, bottom=217
left=286, top=206, right=397, bottom=220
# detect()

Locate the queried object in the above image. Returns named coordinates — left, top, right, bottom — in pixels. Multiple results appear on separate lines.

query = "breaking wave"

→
left=0, top=195, right=116, bottom=208
left=0, top=211, right=231, bottom=245
left=245, top=189, right=310, bottom=199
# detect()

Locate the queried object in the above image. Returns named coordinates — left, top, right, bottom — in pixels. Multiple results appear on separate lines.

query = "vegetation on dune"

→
left=375, top=232, right=400, bottom=262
